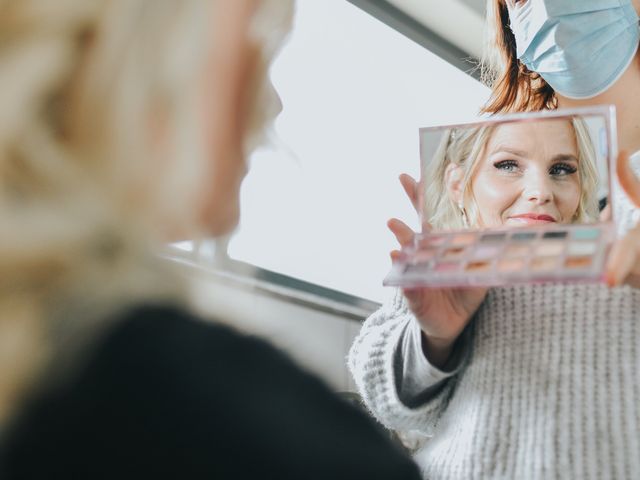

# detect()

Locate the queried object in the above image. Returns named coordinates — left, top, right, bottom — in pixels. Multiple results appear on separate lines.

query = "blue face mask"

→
left=508, top=0, right=640, bottom=99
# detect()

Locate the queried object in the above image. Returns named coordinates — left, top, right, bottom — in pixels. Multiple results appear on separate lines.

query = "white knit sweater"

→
left=348, top=156, right=640, bottom=479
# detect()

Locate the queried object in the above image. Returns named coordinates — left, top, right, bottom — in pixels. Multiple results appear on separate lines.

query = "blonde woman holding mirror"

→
left=0, top=1, right=422, bottom=478
left=349, top=0, right=640, bottom=478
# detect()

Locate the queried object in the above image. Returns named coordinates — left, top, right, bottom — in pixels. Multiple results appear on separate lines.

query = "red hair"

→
left=481, top=0, right=557, bottom=114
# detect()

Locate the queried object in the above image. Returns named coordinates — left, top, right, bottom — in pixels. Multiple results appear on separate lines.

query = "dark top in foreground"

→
left=2, top=305, right=420, bottom=479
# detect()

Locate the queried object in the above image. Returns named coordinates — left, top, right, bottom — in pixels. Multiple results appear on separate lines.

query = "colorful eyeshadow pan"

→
left=567, top=242, right=597, bottom=256
left=543, top=231, right=568, bottom=239
left=511, top=232, right=537, bottom=241
left=435, top=262, right=459, bottom=272
left=531, top=256, right=557, bottom=271
left=481, top=233, right=507, bottom=243
left=498, top=258, right=525, bottom=272
left=565, top=256, right=592, bottom=269
left=466, top=260, right=491, bottom=272
left=505, top=244, right=530, bottom=257
left=535, top=242, right=564, bottom=256
left=473, top=245, right=501, bottom=259
left=572, top=228, right=600, bottom=240
left=418, top=236, right=446, bottom=248
left=384, top=223, right=611, bottom=288
left=451, top=233, right=476, bottom=246
left=414, top=248, right=437, bottom=263
left=442, top=246, right=466, bottom=260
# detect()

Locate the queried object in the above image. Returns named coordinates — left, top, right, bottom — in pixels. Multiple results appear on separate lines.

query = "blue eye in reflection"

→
left=549, top=162, right=577, bottom=176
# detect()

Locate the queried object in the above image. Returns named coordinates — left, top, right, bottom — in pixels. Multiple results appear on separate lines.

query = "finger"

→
left=399, top=174, right=419, bottom=212
left=389, top=249, right=405, bottom=262
left=605, top=228, right=640, bottom=286
left=606, top=241, right=634, bottom=287
left=421, top=218, right=433, bottom=233
left=387, top=218, right=415, bottom=247
left=616, top=150, right=640, bottom=207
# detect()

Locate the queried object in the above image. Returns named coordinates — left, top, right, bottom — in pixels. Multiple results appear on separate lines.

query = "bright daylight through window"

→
left=229, top=0, right=489, bottom=302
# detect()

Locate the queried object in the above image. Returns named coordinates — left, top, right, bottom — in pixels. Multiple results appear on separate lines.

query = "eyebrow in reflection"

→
left=550, top=154, right=579, bottom=164
left=489, top=146, right=579, bottom=164
left=489, top=146, right=528, bottom=158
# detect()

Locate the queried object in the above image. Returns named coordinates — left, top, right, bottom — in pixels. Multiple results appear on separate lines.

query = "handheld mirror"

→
left=384, top=106, right=617, bottom=288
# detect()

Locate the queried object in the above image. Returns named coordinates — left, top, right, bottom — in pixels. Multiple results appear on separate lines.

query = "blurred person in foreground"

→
left=0, top=1, right=420, bottom=478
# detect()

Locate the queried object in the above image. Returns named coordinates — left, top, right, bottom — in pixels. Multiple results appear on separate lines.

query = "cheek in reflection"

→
left=470, top=171, right=582, bottom=227
left=550, top=178, right=581, bottom=223
left=469, top=171, right=522, bottom=228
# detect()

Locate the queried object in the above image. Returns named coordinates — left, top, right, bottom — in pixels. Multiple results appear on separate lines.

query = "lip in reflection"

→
left=507, top=213, right=557, bottom=225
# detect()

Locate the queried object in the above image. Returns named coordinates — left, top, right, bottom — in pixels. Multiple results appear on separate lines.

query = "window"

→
left=228, top=0, right=490, bottom=302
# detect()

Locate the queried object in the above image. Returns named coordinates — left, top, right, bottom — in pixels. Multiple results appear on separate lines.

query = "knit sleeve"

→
left=347, top=289, right=464, bottom=435
left=397, top=317, right=468, bottom=406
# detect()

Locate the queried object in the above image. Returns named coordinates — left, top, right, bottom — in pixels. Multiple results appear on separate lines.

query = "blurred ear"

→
left=444, top=163, right=464, bottom=205
left=196, top=0, right=260, bottom=238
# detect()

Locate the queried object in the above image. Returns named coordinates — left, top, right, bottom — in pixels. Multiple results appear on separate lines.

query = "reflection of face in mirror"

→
left=424, top=118, right=600, bottom=230
left=470, top=120, right=587, bottom=227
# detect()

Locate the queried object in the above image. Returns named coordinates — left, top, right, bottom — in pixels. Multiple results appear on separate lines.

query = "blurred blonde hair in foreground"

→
left=0, top=0, right=292, bottom=423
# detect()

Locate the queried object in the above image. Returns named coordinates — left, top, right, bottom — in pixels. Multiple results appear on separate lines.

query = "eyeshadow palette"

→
left=384, top=224, right=614, bottom=288
left=384, top=105, right=618, bottom=289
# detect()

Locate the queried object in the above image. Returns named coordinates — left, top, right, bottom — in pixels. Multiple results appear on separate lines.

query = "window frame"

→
left=172, top=0, right=485, bottom=315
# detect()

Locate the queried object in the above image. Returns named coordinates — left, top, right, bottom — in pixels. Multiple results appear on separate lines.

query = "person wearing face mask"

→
left=349, top=1, right=640, bottom=478
left=0, top=1, right=423, bottom=479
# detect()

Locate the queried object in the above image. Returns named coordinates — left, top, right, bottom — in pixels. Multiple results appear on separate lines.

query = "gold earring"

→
left=458, top=202, right=469, bottom=228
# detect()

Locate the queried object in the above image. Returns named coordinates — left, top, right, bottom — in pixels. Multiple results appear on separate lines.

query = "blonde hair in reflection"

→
left=0, top=0, right=292, bottom=422
left=423, top=118, right=600, bottom=230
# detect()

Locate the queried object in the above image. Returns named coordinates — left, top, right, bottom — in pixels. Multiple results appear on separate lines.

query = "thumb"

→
left=616, top=151, right=640, bottom=207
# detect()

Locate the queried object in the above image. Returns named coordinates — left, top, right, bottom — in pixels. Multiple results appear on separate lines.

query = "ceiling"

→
left=385, top=0, right=486, bottom=59
left=459, top=0, right=486, bottom=16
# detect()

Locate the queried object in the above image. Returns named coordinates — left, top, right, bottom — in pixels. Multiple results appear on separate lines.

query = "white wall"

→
left=181, top=262, right=365, bottom=392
